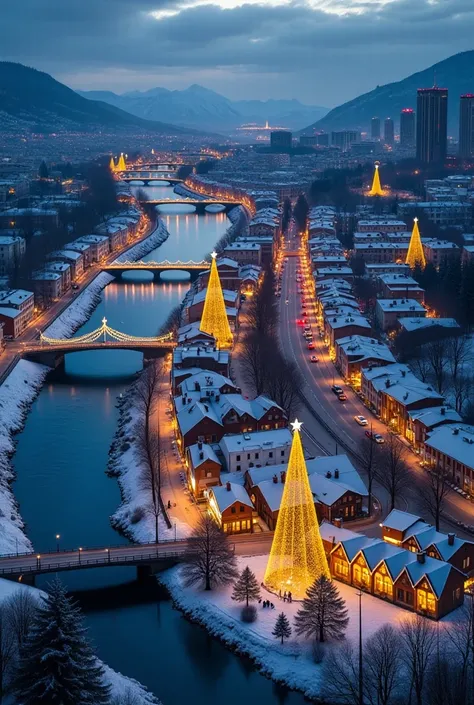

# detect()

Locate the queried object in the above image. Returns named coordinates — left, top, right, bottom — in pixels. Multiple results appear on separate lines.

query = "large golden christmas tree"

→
left=264, top=420, right=330, bottom=598
left=117, top=153, right=127, bottom=172
left=200, top=252, right=233, bottom=348
left=368, top=163, right=384, bottom=197
left=406, top=217, right=426, bottom=269
left=109, top=156, right=116, bottom=173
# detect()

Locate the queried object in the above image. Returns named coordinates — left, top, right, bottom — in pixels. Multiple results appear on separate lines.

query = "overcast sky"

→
left=0, top=0, right=472, bottom=106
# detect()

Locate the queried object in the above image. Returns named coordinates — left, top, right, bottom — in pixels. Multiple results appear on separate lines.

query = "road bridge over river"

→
left=102, top=260, right=210, bottom=281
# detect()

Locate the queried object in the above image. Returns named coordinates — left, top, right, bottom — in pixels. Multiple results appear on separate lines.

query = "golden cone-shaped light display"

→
left=117, top=153, right=127, bottom=172
left=109, top=156, right=116, bottom=172
left=200, top=252, right=233, bottom=348
left=264, top=420, right=330, bottom=598
left=406, top=218, right=426, bottom=269
left=368, top=163, right=384, bottom=196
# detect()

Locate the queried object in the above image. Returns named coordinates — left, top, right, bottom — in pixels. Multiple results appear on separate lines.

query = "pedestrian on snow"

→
left=288, top=591, right=292, bottom=603
left=283, top=591, right=287, bottom=602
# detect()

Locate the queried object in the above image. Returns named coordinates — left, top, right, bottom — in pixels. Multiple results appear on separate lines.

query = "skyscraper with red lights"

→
left=416, top=87, right=448, bottom=164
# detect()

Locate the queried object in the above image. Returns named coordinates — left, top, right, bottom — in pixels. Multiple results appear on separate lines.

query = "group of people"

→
left=279, top=590, right=293, bottom=603
left=259, top=599, right=275, bottom=609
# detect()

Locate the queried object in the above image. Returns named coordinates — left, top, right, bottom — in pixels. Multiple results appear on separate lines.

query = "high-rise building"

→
left=459, top=94, right=474, bottom=159
left=416, top=87, right=448, bottom=164
left=384, top=118, right=394, bottom=145
left=400, top=108, right=416, bottom=148
left=270, top=130, right=292, bottom=150
left=331, top=130, right=359, bottom=151
left=371, top=117, right=381, bottom=140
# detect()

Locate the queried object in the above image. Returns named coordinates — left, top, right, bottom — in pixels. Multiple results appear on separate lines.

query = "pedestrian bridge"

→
left=22, top=318, right=176, bottom=367
left=0, top=540, right=188, bottom=585
left=103, top=259, right=210, bottom=281
left=143, top=198, right=240, bottom=214
left=120, top=174, right=184, bottom=186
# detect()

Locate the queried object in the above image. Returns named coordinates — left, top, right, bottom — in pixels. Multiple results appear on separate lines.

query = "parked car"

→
left=354, top=415, right=368, bottom=426
left=307, top=342, right=315, bottom=350
left=365, top=430, right=385, bottom=444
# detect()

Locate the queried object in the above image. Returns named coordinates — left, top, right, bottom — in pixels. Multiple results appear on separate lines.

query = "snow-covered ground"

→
left=161, top=553, right=463, bottom=700
left=113, top=219, right=169, bottom=263
left=108, top=392, right=190, bottom=543
left=0, top=578, right=160, bottom=704
left=0, top=360, right=49, bottom=555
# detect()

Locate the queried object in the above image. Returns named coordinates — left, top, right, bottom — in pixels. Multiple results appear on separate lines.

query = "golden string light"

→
left=39, top=318, right=174, bottom=346
left=368, top=162, right=385, bottom=197
left=199, top=252, right=233, bottom=349
left=406, top=217, right=426, bottom=270
left=264, top=420, right=330, bottom=599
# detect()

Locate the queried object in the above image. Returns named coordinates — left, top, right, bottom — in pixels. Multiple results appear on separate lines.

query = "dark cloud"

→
left=0, top=0, right=472, bottom=104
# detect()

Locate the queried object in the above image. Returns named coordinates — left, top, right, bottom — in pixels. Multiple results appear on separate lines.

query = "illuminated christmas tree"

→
left=264, top=420, right=330, bottom=599
left=368, top=163, right=384, bottom=196
left=109, top=156, right=116, bottom=173
left=406, top=217, right=426, bottom=269
left=200, top=252, right=233, bottom=348
left=117, top=153, right=127, bottom=172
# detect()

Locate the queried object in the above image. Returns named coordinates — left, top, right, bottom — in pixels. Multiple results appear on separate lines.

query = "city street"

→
left=278, top=224, right=474, bottom=537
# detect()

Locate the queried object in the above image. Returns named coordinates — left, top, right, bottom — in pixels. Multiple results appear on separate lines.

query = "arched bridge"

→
left=103, top=259, right=210, bottom=281
left=0, top=540, right=188, bottom=585
left=120, top=174, right=184, bottom=186
left=124, top=163, right=195, bottom=170
left=22, top=318, right=176, bottom=368
left=144, top=198, right=240, bottom=214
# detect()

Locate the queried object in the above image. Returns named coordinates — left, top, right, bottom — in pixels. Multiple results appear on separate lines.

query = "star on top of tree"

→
left=211, top=251, right=217, bottom=259
left=291, top=419, right=303, bottom=432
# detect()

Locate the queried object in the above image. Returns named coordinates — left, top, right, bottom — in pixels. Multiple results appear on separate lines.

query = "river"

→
left=11, top=183, right=307, bottom=705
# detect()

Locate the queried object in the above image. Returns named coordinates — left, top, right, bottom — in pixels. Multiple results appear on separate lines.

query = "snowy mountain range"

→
left=78, top=84, right=328, bottom=131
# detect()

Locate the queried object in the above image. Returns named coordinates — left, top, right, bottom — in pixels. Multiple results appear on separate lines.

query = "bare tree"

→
left=158, top=304, right=182, bottom=338
left=376, top=434, right=410, bottom=511
left=425, top=339, right=448, bottom=394
left=364, top=625, right=402, bottom=705
left=246, top=266, right=279, bottom=339
left=264, top=354, right=302, bottom=421
left=182, top=515, right=238, bottom=591
left=451, top=373, right=473, bottom=416
left=446, top=335, right=471, bottom=382
left=358, top=435, right=381, bottom=517
left=400, top=615, right=436, bottom=705
left=410, top=352, right=431, bottom=384
left=239, top=331, right=271, bottom=396
left=321, top=642, right=359, bottom=705
left=4, top=590, right=37, bottom=652
left=418, top=465, right=451, bottom=531
left=134, top=362, right=163, bottom=543
left=0, top=604, right=16, bottom=702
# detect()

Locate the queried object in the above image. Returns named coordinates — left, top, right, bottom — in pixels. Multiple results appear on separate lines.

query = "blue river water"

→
left=11, top=185, right=307, bottom=705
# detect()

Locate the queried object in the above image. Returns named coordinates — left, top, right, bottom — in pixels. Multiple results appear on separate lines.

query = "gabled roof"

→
left=383, top=509, right=422, bottom=534
left=187, top=443, right=221, bottom=469
left=177, top=401, right=222, bottom=435
left=211, top=483, right=253, bottom=513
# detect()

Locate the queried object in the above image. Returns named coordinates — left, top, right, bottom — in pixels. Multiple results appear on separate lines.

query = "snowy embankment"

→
left=44, top=220, right=170, bottom=340
left=0, top=578, right=160, bottom=704
left=108, top=391, right=190, bottom=543
left=0, top=360, right=49, bottom=555
left=160, top=554, right=461, bottom=701
left=173, top=183, right=208, bottom=200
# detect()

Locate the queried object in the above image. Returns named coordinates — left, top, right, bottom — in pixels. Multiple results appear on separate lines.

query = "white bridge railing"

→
left=39, top=318, right=174, bottom=346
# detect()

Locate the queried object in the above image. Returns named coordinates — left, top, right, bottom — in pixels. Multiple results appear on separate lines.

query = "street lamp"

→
left=56, top=534, right=60, bottom=552
left=78, top=547, right=83, bottom=565
left=106, top=548, right=110, bottom=563
left=36, top=554, right=41, bottom=569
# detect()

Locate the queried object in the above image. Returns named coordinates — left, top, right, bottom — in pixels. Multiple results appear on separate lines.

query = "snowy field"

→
left=0, top=578, right=160, bottom=704
left=0, top=360, right=49, bottom=555
left=161, top=553, right=463, bottom=700
left=109, top=393, right=190, bottom=543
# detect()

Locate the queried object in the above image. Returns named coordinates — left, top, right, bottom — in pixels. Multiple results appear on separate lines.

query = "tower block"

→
left=264, top=420, right=330, bottom=599
left=406, top=218, right=426, bottom=269
left=117, top=153, right=127, bottom=171
left=368, top=163, right=384, bottom=196
left=200, top=252, right=233, bottom=349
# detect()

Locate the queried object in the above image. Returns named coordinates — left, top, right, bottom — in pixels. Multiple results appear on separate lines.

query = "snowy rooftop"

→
left=0, top=289, right=33, bottom=306
left=177, top=370, right=236, bottom=395
left=187, top=443, right=221, bottom=469
left=382, top=509, right=423, bottom=533
left=408, top=406, right=462, bottom=428
left=422, top=239, right=459, bottom=250
left=398, top=317, right=460, bottom=332
left=77, top=234, right=110, bottom=244
left=354, top=242, right=408, bottom=251
left=190, top=288, right=238, bottom=307
left=376, top=299, right=425, bottom=313
left=48, top=249, right=83, bottom=262
left=424, top=424, right=474, bottom=470
left=377, top=273, right=418, bottom=286
left=336, top=335, right=395, bottom=364
left=219, top=428, right=292, bottom=454
left=210, top=483, right=253, bottom=513
left=173, top=346, right=230, bottom=365
left=326, top=313, right=371, bottom=330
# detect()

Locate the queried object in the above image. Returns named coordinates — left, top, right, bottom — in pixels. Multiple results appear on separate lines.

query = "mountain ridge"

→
left=300, top=51, right=474, bottom=135
left=78, top=85, right=328, bottom=131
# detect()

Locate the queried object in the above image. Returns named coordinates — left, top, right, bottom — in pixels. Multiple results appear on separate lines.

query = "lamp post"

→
left=56, top=534, right=60, bottom=552
left=78, top=547, right=82, bottom=565
left=36, top=554, right=41, bottom=570
left=106, top=548, right=110, bottom=563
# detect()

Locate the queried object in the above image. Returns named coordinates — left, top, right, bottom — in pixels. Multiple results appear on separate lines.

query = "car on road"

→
left=307, top=342, right=315, bottom=350
left=331, top=385, right=344, bottom=396
left=338, top=393, right=347, bottom=402
left=72, top=283, right=79, bottom=290
left=354, top=415, right=368, bottom=426
left=365, top=430, right=385, bottom=444
left=310, top=355, right=319, bottom=363
left=296, top=319, right=304, bottom=326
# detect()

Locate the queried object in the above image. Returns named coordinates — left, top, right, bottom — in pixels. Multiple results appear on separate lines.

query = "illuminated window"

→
left=334, top=559, right=349, bottom=577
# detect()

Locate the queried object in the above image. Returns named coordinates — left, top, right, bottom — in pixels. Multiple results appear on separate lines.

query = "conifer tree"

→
left=294, top=575, right=348, bottom=643
left=272, top=612, right=292, bottom=645
left=12, top=578, right=110, bottom=705
left=38, top=160, right=49, bottom=179
left=231, top=566, right=261, bottom=607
